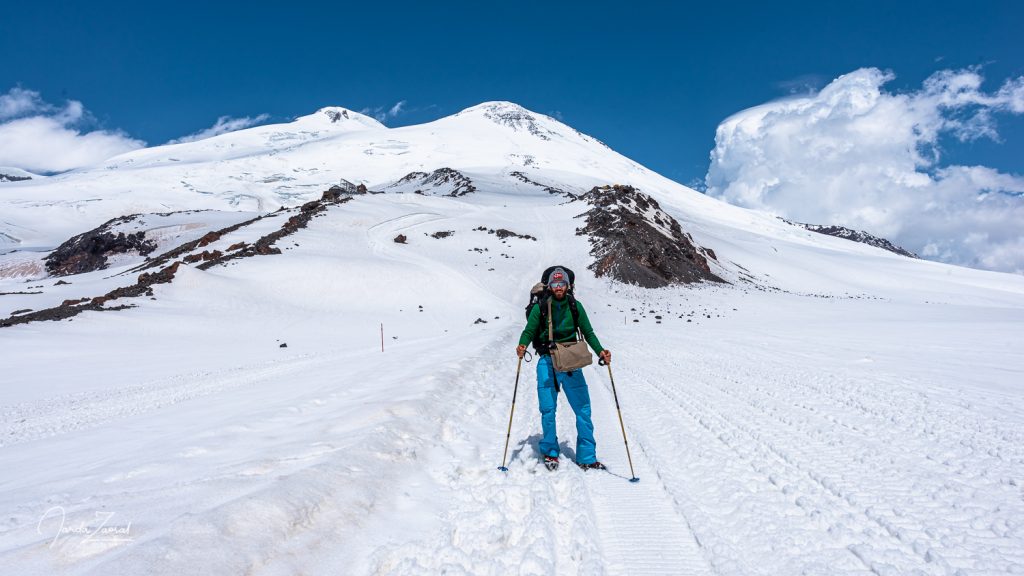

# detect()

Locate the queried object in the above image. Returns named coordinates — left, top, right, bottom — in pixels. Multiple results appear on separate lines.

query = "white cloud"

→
left=388, top=100, right=406, bottom=118
left=359, top=100, right=408, bottom=124
left=705, top=67, right=1024, bottom=274
left=167, top=114, right=270, bottom=144
left=0, top=87, right=145, bottom=173
left=0, top=87, right=49, bottom=119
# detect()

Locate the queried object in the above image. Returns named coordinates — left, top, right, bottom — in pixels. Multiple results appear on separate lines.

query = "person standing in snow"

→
left=516, top=267, right=611, bottom=470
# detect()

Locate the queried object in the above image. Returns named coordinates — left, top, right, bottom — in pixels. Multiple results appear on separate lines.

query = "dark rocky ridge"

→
left=509, top=171, right=571, bottom=198
left=0, top=173, right=32, bottom=182
left=128, top=214, right=263, bottom=274
left=391, top=168, right=476, bottom=196
left=2, top=192, right=350, bottom=328
left=784, top=219, right=918, bottom=258
left=45, top=215, right=158, bottom=276
left=192, top=195, right=350, bottom=270
left=576, top=184, right=725, bottom=288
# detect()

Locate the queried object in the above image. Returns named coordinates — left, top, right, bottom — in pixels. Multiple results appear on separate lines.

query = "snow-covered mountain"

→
left=1, top=102, right=1023, bottom=575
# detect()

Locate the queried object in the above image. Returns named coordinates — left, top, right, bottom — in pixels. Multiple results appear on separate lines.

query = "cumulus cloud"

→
left=167, top=114, right=270, bottom=144
left=0, top=87, right=145, bottom=173
left=359, top=100, right=408, bottom=124
left=705, top=67, right=1024, bottom=274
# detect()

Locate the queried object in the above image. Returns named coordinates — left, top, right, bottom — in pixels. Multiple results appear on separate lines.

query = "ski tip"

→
left=629, top=477, right=640, bottom=483
left=497, top=466, right=509, bottom=472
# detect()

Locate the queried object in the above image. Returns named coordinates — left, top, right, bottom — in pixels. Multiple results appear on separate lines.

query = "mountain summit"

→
left=0, top=100, right=1018, bottom=294
left=298, top=106, right=386, bottom=131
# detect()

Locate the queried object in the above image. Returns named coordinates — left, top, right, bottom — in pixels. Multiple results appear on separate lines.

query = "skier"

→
left=516, top=266, right=611, bottom=471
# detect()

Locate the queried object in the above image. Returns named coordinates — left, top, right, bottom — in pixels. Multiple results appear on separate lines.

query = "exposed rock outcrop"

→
left=783, top=219, right=919, bottom=258
left=388, top=168, right=476, bottom=197
left=473, top=226, right=537, bottom=241
left=45, top=216, right=158, bottom=277
left=576, top=185, right=725, bottom=288
left=325, top=109, right=349, bottom=122
left=193, top=196, right=350, bottom=269
left=469, top=102, right=556, bottom=141
left=509, top=171, right=570, bottom=198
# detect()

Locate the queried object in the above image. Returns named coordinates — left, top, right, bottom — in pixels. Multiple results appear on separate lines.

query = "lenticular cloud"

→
left=705, top=68, right=1024, bottom=274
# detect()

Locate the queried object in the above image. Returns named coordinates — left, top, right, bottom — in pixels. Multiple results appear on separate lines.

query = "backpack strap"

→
left=567, top=294, right=582, bottom=340
left=547, top=298, right=554, bottom=343
left=537, top=294, right=549, bottom=332
left=531, top=294, right=551, bottom=355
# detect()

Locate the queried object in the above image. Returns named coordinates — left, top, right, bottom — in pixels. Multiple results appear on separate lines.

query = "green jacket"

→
left=519, top=297, right=604, bottom=353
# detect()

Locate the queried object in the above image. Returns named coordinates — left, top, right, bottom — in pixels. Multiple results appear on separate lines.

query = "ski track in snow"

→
left=616, top=341, right=1024, bottom=576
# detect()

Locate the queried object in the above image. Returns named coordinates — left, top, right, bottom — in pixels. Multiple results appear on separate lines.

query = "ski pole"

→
left=498, top=355, right=524, bottom=472
left=600, top=357, right=639, bottom=483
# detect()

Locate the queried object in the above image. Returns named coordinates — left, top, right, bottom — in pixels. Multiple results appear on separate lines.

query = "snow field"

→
left=597, top=287, right=1024, bottom=575
left=1, top=187, right=1023, bottom=575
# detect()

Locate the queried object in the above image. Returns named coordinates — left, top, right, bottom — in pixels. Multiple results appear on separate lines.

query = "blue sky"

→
left=2, top=0, right=1020, bottom=184
left=2, top=1, right=1023, bottom=271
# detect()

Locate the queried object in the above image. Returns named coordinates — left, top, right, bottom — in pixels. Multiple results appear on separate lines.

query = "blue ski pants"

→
left=536, top=355, right=597, bottom=464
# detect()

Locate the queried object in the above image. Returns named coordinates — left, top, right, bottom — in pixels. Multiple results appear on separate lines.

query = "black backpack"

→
left=524, top=265, right=581, bottom=354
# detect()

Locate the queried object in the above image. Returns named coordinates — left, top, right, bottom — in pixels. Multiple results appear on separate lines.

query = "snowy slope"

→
left=0, top=101, right=739, bottom=249
left=0, top=166, right=39, bottom=182
left=1, top=102, right=1023, bottom=575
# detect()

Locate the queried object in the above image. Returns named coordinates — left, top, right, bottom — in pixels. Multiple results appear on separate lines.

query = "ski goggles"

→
left=549, top=280, right=569, bottom=289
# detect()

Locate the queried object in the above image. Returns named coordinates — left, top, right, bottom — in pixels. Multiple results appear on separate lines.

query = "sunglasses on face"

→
left=550, top=281, right=568, bottom=289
